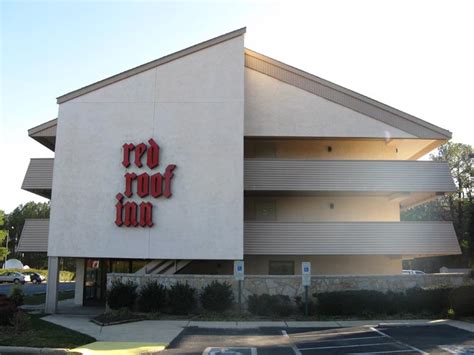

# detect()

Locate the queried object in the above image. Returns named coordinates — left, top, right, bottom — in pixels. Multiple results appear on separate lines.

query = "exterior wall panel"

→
left=245, top=159, right=456, bottom=192
left=17, top=219, right=49, bottom=252
left=244, top=221, right=461, bottom=256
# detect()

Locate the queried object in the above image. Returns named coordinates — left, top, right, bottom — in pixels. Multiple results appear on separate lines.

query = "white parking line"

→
left=282, top=330, right=302, bottom=355
left=299, top=341, right=398, bottom=351
left=370, top=327, right=428, bottom=355
left=349, top=350, right=417, bottom=354
left=291, top=329, right=372, bottom=338
left=294, top=335, right=385, bottom=344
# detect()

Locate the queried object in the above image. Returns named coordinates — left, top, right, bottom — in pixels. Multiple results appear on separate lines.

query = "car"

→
left=402, top=269, right=426, bottom=275
left=22, top=271, right=45, bottom=284
left=0, top=272, right=26, bottom=284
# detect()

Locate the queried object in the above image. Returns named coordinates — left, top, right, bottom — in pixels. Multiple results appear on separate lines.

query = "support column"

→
left=74, top=258, right=85, bottom=306
left=45, top=256, right=59, bottom=314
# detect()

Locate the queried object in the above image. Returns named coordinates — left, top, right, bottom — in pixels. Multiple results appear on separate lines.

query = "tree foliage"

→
left=0, top=210, right=9, bottom=261
left=402, top=142, right=473, bottom=269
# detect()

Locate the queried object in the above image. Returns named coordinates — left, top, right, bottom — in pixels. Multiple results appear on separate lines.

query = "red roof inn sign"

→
left=115, top=138, right=176, bottom=227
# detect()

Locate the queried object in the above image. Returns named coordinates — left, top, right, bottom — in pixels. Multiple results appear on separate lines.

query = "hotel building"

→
left=18, top=28, right=461, bottom=312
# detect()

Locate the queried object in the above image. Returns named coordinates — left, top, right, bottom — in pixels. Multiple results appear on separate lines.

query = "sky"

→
left=1, top=0, right=473, bottom=213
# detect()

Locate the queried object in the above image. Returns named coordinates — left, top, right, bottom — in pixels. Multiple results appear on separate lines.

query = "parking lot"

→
left=164, top=324, right=474, bottom=354
left=0, top=281, right=75, bottom=296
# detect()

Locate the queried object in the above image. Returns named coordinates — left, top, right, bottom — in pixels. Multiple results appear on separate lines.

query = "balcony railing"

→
left=244, top=159, right=456, bottom=193
left=244, top=221, right=460, bottom=256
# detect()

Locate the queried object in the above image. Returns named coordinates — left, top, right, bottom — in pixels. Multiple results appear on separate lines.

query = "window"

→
left=269, top=260, right=295, bottom=275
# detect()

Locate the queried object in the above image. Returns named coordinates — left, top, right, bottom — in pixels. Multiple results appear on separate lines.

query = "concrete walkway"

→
left=41, top=315, right=474, bottom=346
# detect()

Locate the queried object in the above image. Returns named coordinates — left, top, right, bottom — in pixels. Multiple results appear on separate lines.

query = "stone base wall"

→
left=108, top=273, right=473, bottom=308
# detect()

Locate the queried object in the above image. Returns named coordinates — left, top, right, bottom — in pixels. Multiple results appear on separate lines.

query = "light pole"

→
left=4, top=226, right=14, bottom=267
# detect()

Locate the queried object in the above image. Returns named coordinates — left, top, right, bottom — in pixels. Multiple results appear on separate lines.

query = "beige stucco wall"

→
left=49, top=36, right=245, bottom=260
left=245, top=196, right=400, bottom=222
left=245, top=255, right=402, bottom=275
left=245, top=139, right=439, bottom=160
left=178, top=255, right=403, bottom=275
left=244, top=68, right=416, bottom=139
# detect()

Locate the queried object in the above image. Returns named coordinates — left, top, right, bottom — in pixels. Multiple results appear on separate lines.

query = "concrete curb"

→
left=0, top=346, right=70, bottom=354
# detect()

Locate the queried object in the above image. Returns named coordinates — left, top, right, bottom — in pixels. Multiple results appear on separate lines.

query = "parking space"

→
left=164, top=324, right=474, bottom=355
left=286, top=326, right=425, bottom=354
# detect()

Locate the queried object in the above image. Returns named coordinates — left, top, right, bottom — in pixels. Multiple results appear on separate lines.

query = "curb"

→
left=0, top=346, right=71, bottom=354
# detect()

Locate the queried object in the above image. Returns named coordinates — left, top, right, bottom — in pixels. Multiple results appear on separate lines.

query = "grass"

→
left=23, top=290, right=75, bottom=305
left=0, top=313, right=95, bottom=348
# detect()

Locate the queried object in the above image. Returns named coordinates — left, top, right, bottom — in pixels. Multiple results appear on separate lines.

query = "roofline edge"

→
left=56, top=27, right=247, bottom=104
left=244, top=48, right=452, bottom=140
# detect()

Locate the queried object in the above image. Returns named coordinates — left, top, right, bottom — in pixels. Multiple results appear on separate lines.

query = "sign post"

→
left=302, top=262, right=311, bottom=317
left=234, top=260, right=244, bottom=313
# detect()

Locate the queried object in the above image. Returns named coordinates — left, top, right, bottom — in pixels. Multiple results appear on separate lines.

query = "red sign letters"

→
left=115, top=138, right=176, bottom=227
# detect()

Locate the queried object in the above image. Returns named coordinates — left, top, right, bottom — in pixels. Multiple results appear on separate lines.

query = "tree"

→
left=402, top=142, right=473, bottom=270
left=5, top=201, right=50, bottom=257
left=0, top=210, right=9, bottom=262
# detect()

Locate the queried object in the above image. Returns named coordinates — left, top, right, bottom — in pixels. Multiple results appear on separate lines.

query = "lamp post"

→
left=4, top=226, right=14, bottom=267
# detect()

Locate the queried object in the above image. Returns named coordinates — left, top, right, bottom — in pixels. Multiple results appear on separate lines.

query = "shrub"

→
left=9, top=287, right=24, bottom=307
left=138, top=281, right=167, bottom=313
left=0, top=294, right=17, bottom=326
left=168, top=282, right=196, bottom=315
left=449, top=285, right=474, bottom=317
left=200, top=281, right=234, bottom=312
left=402, top=287, right=451, bottom=315
left=314, top=288, right=453, bottom=316
left=295, top=296, right=318, bottom=315
left=107, top=279, right=138, bottom=310
left=12, top=310, right=30, bottom=334
left=248, top=294, right=294, bottom=317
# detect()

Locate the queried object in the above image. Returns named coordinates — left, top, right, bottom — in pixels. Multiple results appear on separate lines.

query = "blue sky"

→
left=1, top=0, right=473, bottom=212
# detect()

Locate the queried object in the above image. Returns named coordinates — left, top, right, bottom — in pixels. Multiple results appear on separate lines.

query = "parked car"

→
left=402, top=270, right=425, bottom=275
left=22, top=271, right=45, bottom=284
left=0, top=272, right=26, bottom=284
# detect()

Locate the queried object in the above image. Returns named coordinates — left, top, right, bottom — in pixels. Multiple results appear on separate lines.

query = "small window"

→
left=269, top=260, right=295, bottom=275
left=255, top=142, right=276, bottom=158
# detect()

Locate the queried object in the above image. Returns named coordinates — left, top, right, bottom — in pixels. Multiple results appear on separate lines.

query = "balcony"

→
left=244, top=159, right=456, bottom=193
left=21, top=158, right=54, bottom=198
left=244, top=221, right=460, bottom=256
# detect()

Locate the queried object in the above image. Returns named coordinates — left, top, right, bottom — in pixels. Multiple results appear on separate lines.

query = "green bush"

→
left=107, top=279, right=138, bottom=310
left=168, top=282, right=196, bottom=315
left=295, top=296, right=318, bottom=315
left=248, top=294, right=294, bottom=317
left=0, top=294, right=17, bottom=326
left=9, top=287, right=24, bottom=307
left=402, top=287, right=451, bottom=315
left=314, top=287, right=454, bottom=316
left=200, top=281, right=234, bottom=312
left=137, top=281, right=167, bottom=313
left=449, top=286, right=474, bottom=317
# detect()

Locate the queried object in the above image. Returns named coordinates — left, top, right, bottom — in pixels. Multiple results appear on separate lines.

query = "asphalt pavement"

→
left=164, top=324, right=474, bottom=354
left=0, top=281, right=75, bottom=296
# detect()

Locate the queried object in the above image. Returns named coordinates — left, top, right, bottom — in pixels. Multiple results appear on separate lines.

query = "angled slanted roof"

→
left=17, top=219, right=49, bottom=253
left=56, top=27, right=247, bottom=104
left=28, top=118, right=57, bottom=151
left=244, top=49, right=451, bottom=140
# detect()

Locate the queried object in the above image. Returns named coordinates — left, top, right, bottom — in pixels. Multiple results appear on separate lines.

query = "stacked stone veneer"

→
left=107, top=273, right=473, bottom=308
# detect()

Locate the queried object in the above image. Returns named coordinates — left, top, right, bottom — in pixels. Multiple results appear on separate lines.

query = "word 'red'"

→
left=115, top=138, right=176, bottom=228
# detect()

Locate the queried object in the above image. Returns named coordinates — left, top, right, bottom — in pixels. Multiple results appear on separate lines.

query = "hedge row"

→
left=107, top=280, right=474, bottom=317
left=107, top=280, right=234, bottom=315
left=314, top=286, right=474, bottom=317
left=2, top=268, right=75, bottom=282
